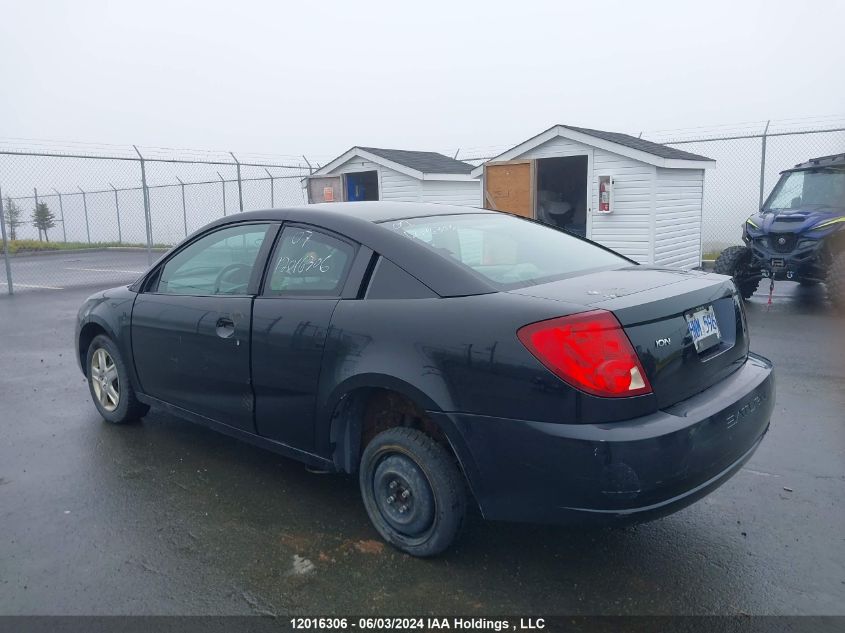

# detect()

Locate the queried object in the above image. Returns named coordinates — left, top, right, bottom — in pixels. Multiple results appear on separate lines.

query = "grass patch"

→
left=1, top=240, right=170, bottom=255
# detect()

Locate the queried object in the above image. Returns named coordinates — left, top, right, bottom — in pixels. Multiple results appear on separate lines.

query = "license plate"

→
left=685, top=305, right=721, bottom=353
left=771, top=258, right=785, bottom=269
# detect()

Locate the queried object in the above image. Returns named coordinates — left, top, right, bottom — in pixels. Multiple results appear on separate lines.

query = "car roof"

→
left=201, top=202, right=500, bottom=297
left=205, top=201, right=493, bottom=224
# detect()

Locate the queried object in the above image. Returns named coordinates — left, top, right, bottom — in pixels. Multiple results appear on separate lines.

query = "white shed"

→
left=305, top=146, right=479, bottom=207
left=472, top=125, right=715, bottom=269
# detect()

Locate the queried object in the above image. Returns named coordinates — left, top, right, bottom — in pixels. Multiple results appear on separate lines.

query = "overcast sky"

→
left=1, top=0, right=844, bottom=161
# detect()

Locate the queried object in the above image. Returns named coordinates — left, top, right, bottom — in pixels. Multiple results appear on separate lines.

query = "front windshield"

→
left=764, top=168, right=845, bottom=213
left=383, top=213, right=629, bottom=288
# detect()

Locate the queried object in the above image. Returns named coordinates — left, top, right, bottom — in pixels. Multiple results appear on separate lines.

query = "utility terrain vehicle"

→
left=715, top=153, right=845, bottom=307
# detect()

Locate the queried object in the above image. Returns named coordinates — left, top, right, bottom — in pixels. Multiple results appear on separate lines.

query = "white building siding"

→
left=515, top=137, right=655, bottom=263
left=421, top=180, right=481, bottom=207
left=331, top=157, right=381, bottom=174
left=589, top=150, right=655, bottom=264
left=380, top=169, right=422, bottom=202
left=517, top=135, right=592, bottom=159
left=653, top=168, right=704, bottom=269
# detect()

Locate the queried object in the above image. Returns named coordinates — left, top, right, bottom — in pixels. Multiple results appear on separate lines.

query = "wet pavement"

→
left=0, top=281, right=843, bottom=615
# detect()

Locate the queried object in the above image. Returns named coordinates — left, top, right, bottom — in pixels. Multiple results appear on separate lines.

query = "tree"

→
left=3, top=196, right=23, bottom=241
left=32, top=201, right=56, bottom=242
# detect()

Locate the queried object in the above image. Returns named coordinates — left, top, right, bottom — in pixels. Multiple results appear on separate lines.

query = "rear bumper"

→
left=434, top=353, right=774, bottom=524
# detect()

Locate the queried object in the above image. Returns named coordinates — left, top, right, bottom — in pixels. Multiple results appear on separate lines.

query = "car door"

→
left=251, top=224, right=359, bottom=451
left=131, top=222, right=276, bottom=432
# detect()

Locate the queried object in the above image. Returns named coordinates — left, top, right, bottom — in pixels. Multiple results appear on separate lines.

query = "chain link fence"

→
left=0, top=146, right=310, bottom=293
left=2, top=124, right=843, bottom=294
left=660, top=125, right=845, bottom=259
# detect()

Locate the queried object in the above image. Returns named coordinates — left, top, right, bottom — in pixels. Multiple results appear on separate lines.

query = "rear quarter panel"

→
left=314, top=291, right=657, bottom=457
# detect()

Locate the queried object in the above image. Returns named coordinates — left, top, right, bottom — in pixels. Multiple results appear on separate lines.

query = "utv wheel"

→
left=359, top=428, right=466, bottom=557
left=714, top=245, right=760, bottom=299
left=86, top=334, right=149, bottom=424
left=826, top=251, right=845, bottom=310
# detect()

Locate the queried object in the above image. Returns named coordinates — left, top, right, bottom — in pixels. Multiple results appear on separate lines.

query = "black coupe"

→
left=76, top=202, right=775, bottom=556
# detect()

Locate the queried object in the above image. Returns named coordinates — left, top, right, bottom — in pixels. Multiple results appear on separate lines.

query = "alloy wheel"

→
left=90, top=347, right=120, bottom=412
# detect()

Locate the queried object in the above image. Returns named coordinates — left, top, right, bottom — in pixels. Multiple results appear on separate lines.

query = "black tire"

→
left=86, top=334, right=149, bottom=424
left=826, top=251, right=845, bottom=310
left=359, top=427, right=466, bottom=557
left=714, top=245, right=760, bottom=299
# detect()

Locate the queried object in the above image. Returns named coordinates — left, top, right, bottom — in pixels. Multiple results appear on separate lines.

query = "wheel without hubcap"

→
left=373, top=454, right=435, bottom=537
left=359, top=427, right=466, bottom=557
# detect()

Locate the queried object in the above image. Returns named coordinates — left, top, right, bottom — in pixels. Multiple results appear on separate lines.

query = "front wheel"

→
left=359, top=428, right=466, bottom=557
left=714, top=245, right=760, bottom=299
left=86, top=334, right=149, bottom=424
left=826, top=251, right=845, bottom=310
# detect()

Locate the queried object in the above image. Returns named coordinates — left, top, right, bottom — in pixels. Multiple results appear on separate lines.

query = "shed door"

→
left=483, top=161, right=534, bottom=218
left=308, top=176, right=343, bottom=203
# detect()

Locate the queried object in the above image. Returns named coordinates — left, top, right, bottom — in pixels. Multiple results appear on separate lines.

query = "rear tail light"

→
left=517, top=309, right=652, bottom=398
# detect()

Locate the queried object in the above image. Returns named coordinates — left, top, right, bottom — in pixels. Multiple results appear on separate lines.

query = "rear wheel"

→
left=86, top=335, right=149, bottom=424
left=359, top=428, right=466, bottom=557
left=714, top=245, right=760, bottom=299
left=826, top=251, right=845, bottom=309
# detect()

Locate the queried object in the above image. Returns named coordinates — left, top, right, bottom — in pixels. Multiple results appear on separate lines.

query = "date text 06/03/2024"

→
left=289, top=617, right=546, bottom=630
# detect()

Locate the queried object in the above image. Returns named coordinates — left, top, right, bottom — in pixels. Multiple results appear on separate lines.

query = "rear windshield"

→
left=383, top=213, right=629, bottom=288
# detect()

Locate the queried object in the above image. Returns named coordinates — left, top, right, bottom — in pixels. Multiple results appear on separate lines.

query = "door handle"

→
left=215, top=317, right=236, bottom=339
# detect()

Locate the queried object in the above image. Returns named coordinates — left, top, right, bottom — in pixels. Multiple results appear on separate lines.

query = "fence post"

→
left=265, top=168, right=275, bottom=207
left=218, top=172, right=227, bottom=216
left=758, top=120, right=771, bottom=209
left=177, top=177, right=188, bottom=237
left=110, top=184, right=123, bottom=244
left=230, top=153, right=243, bottom=212
left=78, top=187, right=91, bottom=244
left=0, top=184, right=13, bottom=295
left=133, top=145, right=153, bottom=265
left=33, top=187, right=41, bottom=241
left=52, top=189, right=67, bottom=243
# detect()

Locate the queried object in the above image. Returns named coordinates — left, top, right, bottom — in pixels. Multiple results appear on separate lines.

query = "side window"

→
left=365, top=257, right=437, bottom=299
left=157, top=224, right=271, bottom=295
left=266, top=226, right=355, bottom=296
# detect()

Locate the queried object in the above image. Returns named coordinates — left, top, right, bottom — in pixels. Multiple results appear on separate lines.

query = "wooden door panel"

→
left=307, top=176, right=343, bottom=203
left=484, top=162, right=533, bottom=218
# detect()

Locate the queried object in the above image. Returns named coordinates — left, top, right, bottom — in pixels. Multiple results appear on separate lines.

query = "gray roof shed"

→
left=307, top=146, right=480, bottom=206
